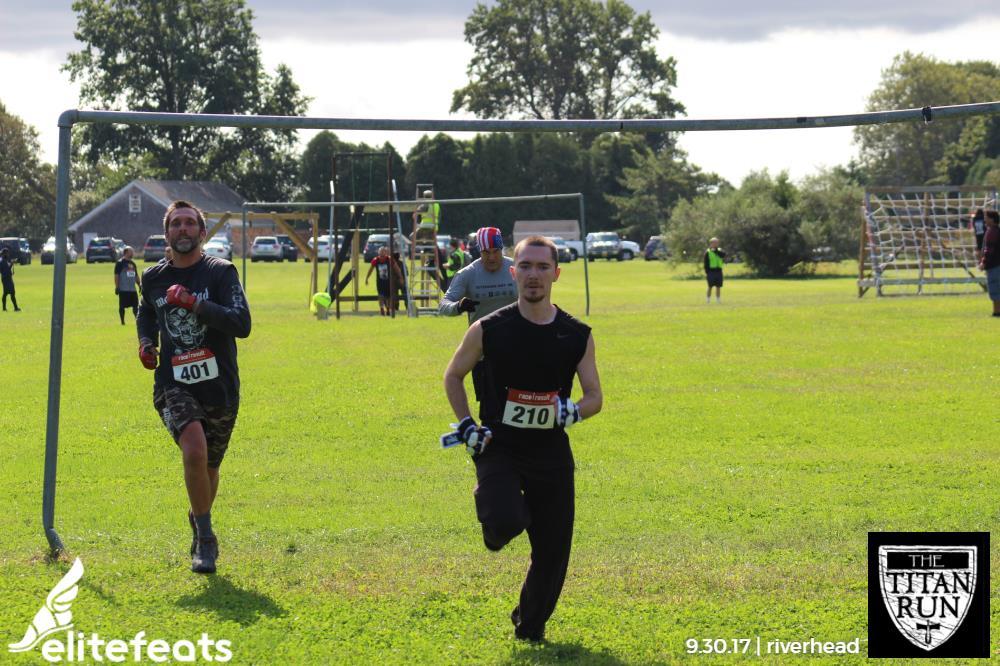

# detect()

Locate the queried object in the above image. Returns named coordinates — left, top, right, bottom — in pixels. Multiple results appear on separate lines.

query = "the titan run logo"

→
left=877, top=545, right=976, bottom=651
left=8, top=559, right=233, bottom=663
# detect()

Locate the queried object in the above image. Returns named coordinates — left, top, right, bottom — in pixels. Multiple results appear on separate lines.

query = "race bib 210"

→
left=502, top=388, right=559, bottom=429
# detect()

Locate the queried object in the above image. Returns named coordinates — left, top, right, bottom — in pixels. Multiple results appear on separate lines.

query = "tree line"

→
left=3, top=0, right=999, bottom=275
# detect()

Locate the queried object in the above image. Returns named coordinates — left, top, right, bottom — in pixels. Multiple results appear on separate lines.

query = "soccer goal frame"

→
left=857, top=185, right=998, bottom=297
left=41, top=101, right=1000, bottom=554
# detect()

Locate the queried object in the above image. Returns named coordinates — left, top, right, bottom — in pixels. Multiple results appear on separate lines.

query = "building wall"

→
left=74, top=185, right=167, bottom=251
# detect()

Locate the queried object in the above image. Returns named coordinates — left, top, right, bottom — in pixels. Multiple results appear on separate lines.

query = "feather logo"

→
left=8, top=558, right=84, bottom=653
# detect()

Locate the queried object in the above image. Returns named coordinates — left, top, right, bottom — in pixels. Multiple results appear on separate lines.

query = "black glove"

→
left=458, top=297, right=479, bottom=313
left=114, top=288, right=120, bottom=295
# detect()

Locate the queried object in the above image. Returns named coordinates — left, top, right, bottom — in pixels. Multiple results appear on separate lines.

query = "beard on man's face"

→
left=170, top=236, right=196, bottom=254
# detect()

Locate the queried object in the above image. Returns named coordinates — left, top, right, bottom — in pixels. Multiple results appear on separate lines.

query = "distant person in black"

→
left=978, top=210, right=1000, bottom=317
left=443, top=235, right=603, bottom=642
left=114, top=246, right=140, bottom=324
left=971, top=208, right=986, bottom=261
left=137, top=200, right=251, bottom=574
left=0, top=248, right=19, bottom=312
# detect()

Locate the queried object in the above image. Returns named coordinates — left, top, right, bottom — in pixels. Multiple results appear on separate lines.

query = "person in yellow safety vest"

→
left=443, top=238, right=467, bottom=290
left=413, top=190, right=440, bottom=245
left=703, top=237, right=726, bottom=303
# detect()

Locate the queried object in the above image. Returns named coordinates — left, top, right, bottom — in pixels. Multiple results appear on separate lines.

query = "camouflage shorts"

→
left=153, top=386, right=239, bottom=469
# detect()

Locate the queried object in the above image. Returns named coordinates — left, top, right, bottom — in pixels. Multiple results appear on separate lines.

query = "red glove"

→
left=166, top=284, right=199, bottom=311
left=139, top=342, right=158, bottom=370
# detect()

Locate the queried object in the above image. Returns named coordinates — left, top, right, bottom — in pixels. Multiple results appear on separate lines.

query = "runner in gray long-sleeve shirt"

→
left=439, top=227, right=517, bottom=324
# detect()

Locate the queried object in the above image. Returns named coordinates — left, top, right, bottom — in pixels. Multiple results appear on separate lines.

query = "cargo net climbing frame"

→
left=857, top=186, right=996, bottom=297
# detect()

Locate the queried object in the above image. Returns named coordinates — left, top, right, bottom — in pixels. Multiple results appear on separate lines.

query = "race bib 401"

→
left=172, top=348, right=219, bottom=384
left=502, top=389, right=559, bottom=429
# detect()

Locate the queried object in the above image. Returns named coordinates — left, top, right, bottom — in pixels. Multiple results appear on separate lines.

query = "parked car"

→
left=644, top=236, right=668, bottom=260
left=308, top=234, right=345, bottom=261
left=204, top=239, right=232, bottom=261
left=621, top=239, right=640, bottom=259
left=142, top=235, right=168, bottom=262
left=40, top=237, right=79, bottom=264
left=586, top=232, right=634, bottom=261
left=364, top=233, right=410, bottom=262
left=250, top=236, right=282, bottom=262
left=276, top=234, right=299, bottom=261
left=86, top=237, right=121, bottom=263
left=545, top=237, right=574, bottom=263
left=0, top=237, right=32, bottom=265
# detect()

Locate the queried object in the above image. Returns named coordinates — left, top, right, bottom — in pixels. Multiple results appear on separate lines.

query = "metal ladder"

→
left=408, top=183, right=442, bottom=316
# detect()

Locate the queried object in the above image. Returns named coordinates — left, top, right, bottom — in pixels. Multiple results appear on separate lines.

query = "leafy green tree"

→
left=607, top=143, right=723, bottom=240
left=794, top=169, right=864, bottom=261
left=452, top=0, right=683, bottom=123
left=854, top=53, right=1000, bottom=185
left=64, top=0, right=310, bottom=199
left=666, top=171, right=811, bottom=276
left=0, top=102, right=56, bottom=238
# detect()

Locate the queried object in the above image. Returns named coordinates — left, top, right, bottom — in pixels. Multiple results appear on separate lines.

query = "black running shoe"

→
left=191, top=536, right=218, bottom=574
left=187, top=510, right=197, bottom=556
left=511, top=606, right=544, bottom=642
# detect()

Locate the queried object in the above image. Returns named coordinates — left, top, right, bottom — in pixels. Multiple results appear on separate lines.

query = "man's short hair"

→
left=163, top=200, right=207, bottom=234
left=449, top=238, right=460, bottom=248
left=514, top=235, right=558, bottom=265
left=986, top=210, right=999, bottom=225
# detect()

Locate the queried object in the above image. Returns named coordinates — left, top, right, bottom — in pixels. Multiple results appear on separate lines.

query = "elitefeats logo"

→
left=868, top=532, right=990, bottom=658
left=9, top=558, right=83, bottom=653
left=8, top=558, right=233, bottom=663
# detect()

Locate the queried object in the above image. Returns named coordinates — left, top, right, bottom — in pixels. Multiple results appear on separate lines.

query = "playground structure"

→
left=858, top=185, right=996, bottom=297
left=246, top=192, right=592, bottom=320
left=200, top=210, right=322, bottom=305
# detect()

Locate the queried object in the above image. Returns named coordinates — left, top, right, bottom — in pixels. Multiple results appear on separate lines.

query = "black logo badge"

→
left=868, top=532, right=989, bottom=657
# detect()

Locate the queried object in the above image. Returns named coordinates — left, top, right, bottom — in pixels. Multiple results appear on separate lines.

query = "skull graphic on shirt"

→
left=165, top=307, right=206, bottom=350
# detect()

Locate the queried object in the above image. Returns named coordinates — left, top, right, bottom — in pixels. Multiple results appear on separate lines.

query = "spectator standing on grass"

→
left=391, top=251, right=407, bottom=312
left=971, top=208, right=986, bottom=261
left=1, top=248, right=19, bottom=312
left=114, top=246, right=140, bottom=325
left=704, top=237, right=726, bottom=303
left=978, top=210, right=1000, bottom=317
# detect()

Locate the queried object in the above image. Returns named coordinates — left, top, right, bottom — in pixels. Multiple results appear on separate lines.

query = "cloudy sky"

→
left=1, top=1, right=998, bottom=184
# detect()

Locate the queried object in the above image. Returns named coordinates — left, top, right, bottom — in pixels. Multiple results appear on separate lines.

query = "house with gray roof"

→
left=69, top=180, right=246, bottom=252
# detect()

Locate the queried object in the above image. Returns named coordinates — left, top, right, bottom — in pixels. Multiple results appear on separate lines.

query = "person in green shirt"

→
left=413, top=190, right=440, bottom=245
left=703, top=237, right=726, bottom=303
left=443, top=238, right=466, bottom=290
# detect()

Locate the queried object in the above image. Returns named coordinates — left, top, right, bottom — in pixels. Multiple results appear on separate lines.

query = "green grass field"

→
left=1, top=257, right=997, bottom=664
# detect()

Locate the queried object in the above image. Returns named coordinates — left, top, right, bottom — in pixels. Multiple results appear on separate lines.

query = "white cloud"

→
left=3, top=14, right=999, bottom=188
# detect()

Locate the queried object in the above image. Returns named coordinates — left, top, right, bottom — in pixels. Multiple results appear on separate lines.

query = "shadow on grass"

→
left=176, top=575, right=286, bottom=626
left=505, top=640, right=629, bottom=665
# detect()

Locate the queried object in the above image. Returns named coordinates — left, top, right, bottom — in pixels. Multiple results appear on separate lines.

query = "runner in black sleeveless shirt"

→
left=443, top=235, right=603, bottom=641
